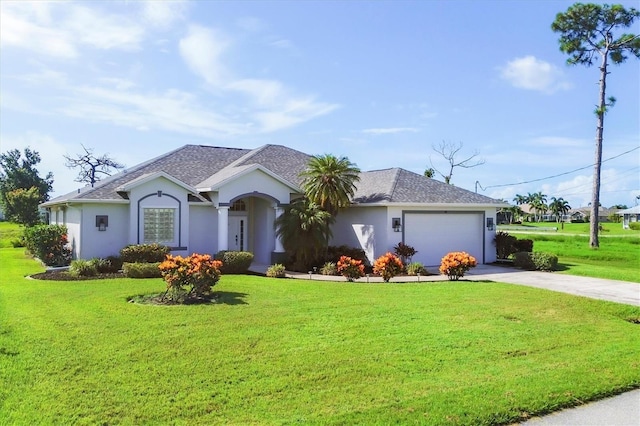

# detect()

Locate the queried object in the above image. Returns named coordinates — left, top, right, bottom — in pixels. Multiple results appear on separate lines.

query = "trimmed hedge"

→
left=629, top=222, right=640, bottom=231
left=69, top=259, right=98, bottom=277
left=266, top=264, right=286, bottom=278
left=123, top=262, right=162, bottom=278
left=214, top=251, right=254, bottom=274
left=514, top=239, right=534, bottom=253
left=514, top=252, right=558, bottom=271
left=120, top=244, right=170, bottom=263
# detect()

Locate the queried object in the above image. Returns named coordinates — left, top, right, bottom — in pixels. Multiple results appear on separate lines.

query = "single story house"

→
left=41, top=144, right=507, bottom=267
left=616, top=205, right=640, bottom=229
left=569, top=206, right=618, bottom=223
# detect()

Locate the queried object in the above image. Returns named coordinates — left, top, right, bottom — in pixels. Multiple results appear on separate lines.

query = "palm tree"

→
left=274, top=198, right=334, bottom=271
left=299, top=154, right=361, bottom=216
left=528, top=191, right=548, bottom=222
left=549, top=197, right=571, bottom=223
left=513, top=194, right=528, bottom=206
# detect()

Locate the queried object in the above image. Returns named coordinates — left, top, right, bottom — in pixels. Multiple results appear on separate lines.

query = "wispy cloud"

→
left=179, top=25, right=231, bottom=86
left=499, top=56, right=571, bottom=94
left=362, top=127, right=420, bottom=135
left=179, top=24, right=338, bottom=133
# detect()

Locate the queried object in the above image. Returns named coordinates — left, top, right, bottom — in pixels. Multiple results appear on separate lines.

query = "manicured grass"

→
left=499, top=221, right=640, bottom=236
left=0, top=221, right=25, bottom=248
left=513, top=233, right=640, bottom=283
left=1, top=248, right=639, bottom=425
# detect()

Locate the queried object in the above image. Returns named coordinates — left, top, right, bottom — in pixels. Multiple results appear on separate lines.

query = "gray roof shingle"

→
left=44, top=144, right=504, bottom=207
left=354, top=168, right=504, bottom=205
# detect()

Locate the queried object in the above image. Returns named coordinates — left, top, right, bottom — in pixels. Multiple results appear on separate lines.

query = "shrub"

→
left=23, top=224, right=72, bottom=267
left=393, top=242, right=417, bottom=265
left=123, top=262, right=162, bottom=278
left=69, top=259, right=98, bottom=277
left=266, top=263, right=286, bottom=278
left=214, top=251, right=254, bottom=274
left=439, top=252, right=477, bottom=281
left=406, top=262, right=427, bottom=276
left=494, top=231, right=517, bottom=259
left=514, top=239, right=534, bottom=253
left=87, top=258, right=111, bottom=274
left=323, top=245, right=368, bottom=265
left=320, top=261, right=337, bottom=275
left=120, top=244, right=170, bottom=263
left=104, top=255, right=124, bottom=272
left=514, top=252, right=558, bottom=271
left=373, top=252, right=403, bottom=282
left=337, top=256, right=365, bottom=282
left=629, top=222, right=640, bottom=231
left=159, top=254, right=223, bottom=302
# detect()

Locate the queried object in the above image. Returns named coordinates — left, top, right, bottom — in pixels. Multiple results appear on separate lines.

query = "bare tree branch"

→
left=428, top=141, right=485, bottom=184
left=64, top=144, right=125, bottom=186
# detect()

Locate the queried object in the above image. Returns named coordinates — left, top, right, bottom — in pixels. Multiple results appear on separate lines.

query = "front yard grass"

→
left=512, top=233, right=640, bottom=283
left=1, top=248, right=639, bottom=425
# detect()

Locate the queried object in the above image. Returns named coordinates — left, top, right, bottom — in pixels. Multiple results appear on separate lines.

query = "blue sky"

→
left=1, top=0, right=639, bottom=208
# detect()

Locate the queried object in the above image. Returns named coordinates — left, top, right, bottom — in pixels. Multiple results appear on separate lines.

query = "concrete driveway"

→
left=466, top=264, right=640, bottom=306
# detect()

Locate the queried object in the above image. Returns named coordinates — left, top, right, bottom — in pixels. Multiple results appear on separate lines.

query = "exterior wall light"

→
left=392, top=217, right=402, bottom=232
left=96, top=215, right=108, bottom=231
left=486, top=217, right=494, bottom=231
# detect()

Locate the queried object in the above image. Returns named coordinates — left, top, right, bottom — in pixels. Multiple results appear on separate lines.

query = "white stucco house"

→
left=41, top=144, right=507, bottom=267
left=616, top=206, right=640, bottom=229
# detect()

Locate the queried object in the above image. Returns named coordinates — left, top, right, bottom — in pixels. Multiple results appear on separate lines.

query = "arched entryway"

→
left=217, top=192, right=286, bottom=264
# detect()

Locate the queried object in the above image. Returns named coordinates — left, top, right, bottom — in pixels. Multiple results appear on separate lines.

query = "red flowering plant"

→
left=439, top=251, right=477, bottom=281
left=337, top=255, right=365, bottom=282
left=373, top=252, right=403, bottom=282
left=159, top=254, right=223, bottom=302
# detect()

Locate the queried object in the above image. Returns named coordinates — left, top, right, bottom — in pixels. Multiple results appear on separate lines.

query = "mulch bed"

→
left=29, top=271, right=126, bottom=281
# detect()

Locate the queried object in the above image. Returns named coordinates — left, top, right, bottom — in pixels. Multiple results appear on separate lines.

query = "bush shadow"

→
left=214, top=291, right=249, bottom=305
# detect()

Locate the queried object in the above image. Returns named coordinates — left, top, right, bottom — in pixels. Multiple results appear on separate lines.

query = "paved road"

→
left=519, top=388, right=640, bottom=426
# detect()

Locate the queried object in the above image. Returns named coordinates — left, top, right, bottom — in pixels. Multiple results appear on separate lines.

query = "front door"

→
left=227, top=216, right=247, bottom=251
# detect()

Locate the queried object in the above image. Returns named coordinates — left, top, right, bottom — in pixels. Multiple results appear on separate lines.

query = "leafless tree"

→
left=64, top=145, right=125, bottom=187
left=429, top=141, right=485, bottom=184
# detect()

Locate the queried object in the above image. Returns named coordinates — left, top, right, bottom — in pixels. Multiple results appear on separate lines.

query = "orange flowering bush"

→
left=373, top=252, right=403, bottom=282
left=159, top=254, right=223, bottom=302
left=337, top=255, right=365, bottom=282
left=439, top=251, right=477, bottom=281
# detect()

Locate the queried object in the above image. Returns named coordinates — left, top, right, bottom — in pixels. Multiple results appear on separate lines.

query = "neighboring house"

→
left=41, top=144, right=507, bottom=267
left=570, top=206, right=619, bottom=223
left=616, top=206, right=640, bottom=229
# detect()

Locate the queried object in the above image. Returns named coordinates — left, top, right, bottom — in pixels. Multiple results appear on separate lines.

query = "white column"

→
left=274, top=205, right=285, bottom=253
left=217, top=206, right=229, bottom=252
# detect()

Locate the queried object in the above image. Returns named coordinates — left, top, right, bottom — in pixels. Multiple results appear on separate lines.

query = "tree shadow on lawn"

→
left=128, top=291, right=249, bottom=306
left=214, top=291, right=249, bottom=305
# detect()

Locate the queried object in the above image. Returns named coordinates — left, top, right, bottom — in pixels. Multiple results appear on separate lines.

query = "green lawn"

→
left=499, top=221, right=640, bottom=236
left=0, top=221, right=24, bottom=248
left=507, top=233, right=640, bottom=283
left=1, top=247, right=639, bottom=425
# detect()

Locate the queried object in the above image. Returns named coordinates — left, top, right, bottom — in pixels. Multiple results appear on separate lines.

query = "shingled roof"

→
left=43, top=144, right=504, bottom=206
left=354, top=168, right=504, bottom=205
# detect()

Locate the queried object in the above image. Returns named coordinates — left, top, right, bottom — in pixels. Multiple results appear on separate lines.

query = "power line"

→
left=478, top=146, right=639, bottom=191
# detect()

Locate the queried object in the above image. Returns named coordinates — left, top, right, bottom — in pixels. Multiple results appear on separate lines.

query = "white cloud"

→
left=362, top=127, right=419, bottom=135
left=61, top=86, right=247, bottom=137
left=499, top=56, right=571, bottom=94
left=179, top=25, right=231, bottom=86
left=0, top=3, right=77, bottom=58
left=179, top=24, right=339, bottom=133
left=0, top=2, right=146, bottom=57
left=140, top=0, right=187, bottom=28
left=65, top=6, right=144, bottom=51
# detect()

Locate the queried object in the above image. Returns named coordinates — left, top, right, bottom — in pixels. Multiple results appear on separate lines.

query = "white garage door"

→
left=404, top=212, right=484, bottom=267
